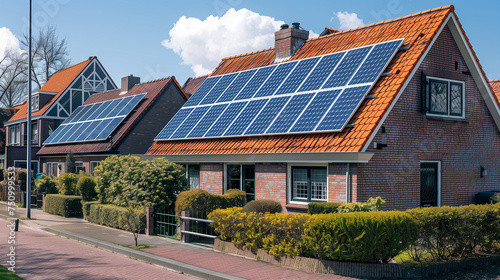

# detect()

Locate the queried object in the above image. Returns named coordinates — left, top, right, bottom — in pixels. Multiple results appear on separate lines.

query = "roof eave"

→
left=139, top=152, right=374, bottom=164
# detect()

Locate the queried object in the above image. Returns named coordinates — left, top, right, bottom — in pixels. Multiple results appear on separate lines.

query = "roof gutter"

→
left=138, top=152, right=374, bottom=164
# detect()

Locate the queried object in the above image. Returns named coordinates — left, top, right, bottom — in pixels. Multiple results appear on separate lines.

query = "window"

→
left=31, top=122, right=39, bottom=146
left=226, top=165, right=255, bottom=201
left=75, top=161, right=85, bottom=173
left=187, top=165, right=200, bottom=189
left=48, top=120, right=60, bottom=136
left=291, top=167, right=327, bottom=202
left=9, top=124, right=20, bottom=145
left=427, top=78, right=464, bottom=117
left=47, top=162, right=59, bottom=176
left=31, top=94, right=39, bottom=112
left=90, top=161, right=100, bottom=176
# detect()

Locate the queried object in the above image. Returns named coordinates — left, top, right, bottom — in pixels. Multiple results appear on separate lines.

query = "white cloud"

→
left=162, top=8, right=284, bottom=76
left=308, top=30, right=320, bottom=39
left=331, top=11, right=365, bottom=30
left=0, top=27, right=22, bottom=60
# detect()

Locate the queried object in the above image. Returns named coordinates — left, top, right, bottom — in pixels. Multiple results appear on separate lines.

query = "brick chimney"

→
left=121, top=75, right=140, bottom=92
left=274, top=22, right=309, bottom=62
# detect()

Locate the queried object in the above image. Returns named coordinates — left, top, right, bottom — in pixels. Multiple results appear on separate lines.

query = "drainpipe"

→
left=346, top=163, right=350, bottom=203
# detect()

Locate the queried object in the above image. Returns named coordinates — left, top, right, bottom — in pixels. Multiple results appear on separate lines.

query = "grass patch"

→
left=394, top=249, right=433, bottom=264
left=20, top=217, right=36, bottom=220
left=0, top=265, right=23, bottom=279
left=117, top=244, right=152, bottom=250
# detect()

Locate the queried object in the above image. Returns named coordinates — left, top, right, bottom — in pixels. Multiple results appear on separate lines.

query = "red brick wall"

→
left=199, top=163, right=223, bottom=195
left=358, top=26, right=500, bottom=210
left=328, top=163, right=347, bottom=203
left=255, top=163, right=287, bottom=205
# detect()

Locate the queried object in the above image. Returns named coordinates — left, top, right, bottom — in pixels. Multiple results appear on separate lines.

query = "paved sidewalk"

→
left=0, top=203, right=358, bottom=280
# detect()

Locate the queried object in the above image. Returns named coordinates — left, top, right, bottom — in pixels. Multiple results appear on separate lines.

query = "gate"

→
left=155, top=212, right=181, bottom=239
left=154, top=209, right=217, bottom=244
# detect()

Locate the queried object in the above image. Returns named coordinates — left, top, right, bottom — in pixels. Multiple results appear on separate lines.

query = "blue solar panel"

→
left=69, top=121, right=93, bottom=142
left=154, top=108, right=194, bottom=140
left=322, top=46, right=371, bottom=88
left=75, top=120, right=100, bottom=142
left=275, top=57, right=319, bottom=95
left=225, top=99, right=268, bottom=136
left=117, top=94, right=145, bottom=116
left=316, top=85, right=371, bottom=131
left=244, top=96, right=290, bottom=135
left=62, top=106, right=85, bottom=124
left=234, top=66, right=276, bottom=100
left=217, top=69, right=256, bottom=103
left=290, top=90, right=342, bottom=132
left=205, top=102, right=247, bottom=137
left=200, top=73, right=238, bottom=105
left=349, top=39, right=402, bottom=85
left=266, top=93, right=314, bottom=134
left=183, top=76, right=221, bottom=107
left=56, top=123, right=78, bottom=143
left=95, top=100, right=114, bottom=119
left=298, top=53, right=344, bottom=92
left=95, top=117, right=125, bottom=140
left=187, top=104, right=228, bottom=138
left=171, top=106, right=210, bottom=139
left=83, top=119, right=113, bottom=141
left=254, top=62, right=297, bottom=98
left=155, top=39, right=404, bottom=141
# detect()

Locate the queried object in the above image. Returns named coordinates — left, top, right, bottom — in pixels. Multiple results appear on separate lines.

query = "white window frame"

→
left=90, top=161, right=100, bottom=176
left=9, top=124, right=21, bottom=145
left=420, top=161, right=441, bottom=207
left=31, top=94, right=39, bottom=112
left=426, top=76, right=465, bottom=119
left=287, top=163, right=328, bottom=204
left=47, top=162, right=59, bottom=177
left=31, top=122, right=39, bottom=146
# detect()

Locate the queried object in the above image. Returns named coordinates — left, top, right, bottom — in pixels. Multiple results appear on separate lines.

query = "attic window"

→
left=31, top=94, right=39, bottom=112
left=425, top=77, right=464, bottom=118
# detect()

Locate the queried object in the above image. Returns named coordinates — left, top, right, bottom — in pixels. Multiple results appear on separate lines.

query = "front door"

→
left=420, top=162, right=439, bottom=207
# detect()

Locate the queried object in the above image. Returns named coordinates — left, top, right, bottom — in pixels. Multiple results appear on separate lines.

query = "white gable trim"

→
left=361, top=13, right=453, bottom=152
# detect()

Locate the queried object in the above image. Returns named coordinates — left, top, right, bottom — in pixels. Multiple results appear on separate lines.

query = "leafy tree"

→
left=65, top=151, right=76, bottom=174
left=119, top=200, right=144, bottom=247
left=77, top=176, right=97, bottom=201
left=34, top=174, right=58, bottom=194
left=57, top=173, right=78, bottom=195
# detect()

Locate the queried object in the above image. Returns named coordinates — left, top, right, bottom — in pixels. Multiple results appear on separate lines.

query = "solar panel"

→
left=44, top=93, right=146, bottom=144
left=156, top=38, right=404, bottom=141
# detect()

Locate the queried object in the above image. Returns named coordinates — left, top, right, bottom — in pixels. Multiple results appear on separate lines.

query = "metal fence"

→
left=155, top=212, right=181, bottom=239
left=154, top=209, right=217, bottom=244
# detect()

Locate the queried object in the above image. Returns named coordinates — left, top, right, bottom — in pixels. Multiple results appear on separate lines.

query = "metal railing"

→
left=154, top=209, right=217, bottom=244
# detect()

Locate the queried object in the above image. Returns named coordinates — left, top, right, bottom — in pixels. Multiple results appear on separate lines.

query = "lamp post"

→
left=26, top=0, right=32, bottom=219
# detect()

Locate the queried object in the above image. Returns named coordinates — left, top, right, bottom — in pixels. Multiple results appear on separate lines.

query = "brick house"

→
left=37, top=76, right=188, bottom=175
left=146, top=6, right=500, bottom=211
left=4, top=57, right=116, bottom=173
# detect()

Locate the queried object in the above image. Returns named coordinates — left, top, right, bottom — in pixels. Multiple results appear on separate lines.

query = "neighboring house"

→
left=182, top=75, right=207, bottom=97
left=0, top=105, right=21, bottom=169
left=37, top=76, right=188, bottom=176
left=4, top=57, right=116, bottom=173
left=146, top=5, right=500, bottom=211
left=491, top=80, right=500, bottom=103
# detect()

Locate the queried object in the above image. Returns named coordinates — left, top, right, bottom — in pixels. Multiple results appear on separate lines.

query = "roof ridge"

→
left=307, top=5, right=454, bottom=43
left=88, top=76, right=174, bottom=98
left=490, top=79, right=500, bottom=83
left=48, top=57, right=93, bottom=77
left=221, top=47, right=274, bottom=61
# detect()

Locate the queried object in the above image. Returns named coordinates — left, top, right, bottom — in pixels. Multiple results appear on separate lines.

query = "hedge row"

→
left=83, top=202, right=146, bottom=233
left=175, top=188, right=246, bottom=216
left=209, top=207, right=417, bottom=262
left=44, top=194, right=82, bottom=217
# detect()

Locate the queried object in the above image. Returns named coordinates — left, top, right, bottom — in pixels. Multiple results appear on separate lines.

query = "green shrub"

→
left=492, top=192, right=500, bottom=204
left=406, top=204, right=500, bottom=261
left=175, top=189, right=246, bottom=216
left=57, top=173, right=78, bottom=195
left=308, top=202, right=342, bottom=214
left=302, top=211, right=418, bottom=263
left=337, top=197, right=386, bottom=213
left=82, top=202, right=146, bottom=233
left=34, top=174, right=58, bottom=194
left=66, top=151, right=76, bottom=173
left=209, top=207, right=310, bottom=257
left=77, top=176, right=97, bottom=201
left=242, top=199, right=282, bottom=214
left=44, top=194, right=82, bottom=217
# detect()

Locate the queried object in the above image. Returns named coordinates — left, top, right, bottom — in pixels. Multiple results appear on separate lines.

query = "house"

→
left=182, top=75, right=207, bottom=97
left=4, top=57, right=116, bottom=173
left=146, top=5, right=500, bottom=211
left=37, top=76, right=188, bottom=175
left=0, top=105, right=21, bottom=169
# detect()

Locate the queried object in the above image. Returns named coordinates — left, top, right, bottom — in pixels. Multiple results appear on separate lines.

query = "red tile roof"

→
left=490, top=80, right=500, bottom=103
left=37, top=77, right=186, bottom=155
left=147, top=5, right=488, bottom=156
left=8, top=58, right=94, bottom=123
left=183, top=75, right=207, bottom=96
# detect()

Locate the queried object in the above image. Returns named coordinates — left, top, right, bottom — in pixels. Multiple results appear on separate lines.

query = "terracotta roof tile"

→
left=490, top=80, right=500, bottom=104
left=147, top=6, right=464, bottom=156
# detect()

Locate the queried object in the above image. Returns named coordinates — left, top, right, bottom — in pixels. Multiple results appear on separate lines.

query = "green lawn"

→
left=0, top=265, right=23, bottom=280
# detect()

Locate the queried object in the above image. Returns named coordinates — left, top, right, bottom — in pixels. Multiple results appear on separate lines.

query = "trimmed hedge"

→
left=307, top=202, right=342, bottom=214
left=175, top=188, right=246, bottom=216
left=83, top=202, right=146, bottom=233
left=406, top=204, right=500, bottom=261
left=243, top=199, right=282, bottom=214
left=303, top=211, right=418, bottom=263
left=209, top=207, right=310, bottom=257
left=44, top=194, right=82, bottom=217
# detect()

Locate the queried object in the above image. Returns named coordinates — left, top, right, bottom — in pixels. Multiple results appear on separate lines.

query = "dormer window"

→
left=426, top=77, right=464, bottom=118
left=31, top=94, right=39, bottom=112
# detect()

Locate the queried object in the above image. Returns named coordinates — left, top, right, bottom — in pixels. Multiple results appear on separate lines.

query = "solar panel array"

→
left=44, top=93, right=146, bottom=144
left=155, top=38, right=404, bottom=141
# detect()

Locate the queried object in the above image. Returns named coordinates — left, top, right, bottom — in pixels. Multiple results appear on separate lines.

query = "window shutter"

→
left=421, top=71, right=428, bottom=114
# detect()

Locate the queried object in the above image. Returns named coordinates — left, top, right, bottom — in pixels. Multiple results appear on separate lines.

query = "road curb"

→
left=42, top=227, right=246, bottom=280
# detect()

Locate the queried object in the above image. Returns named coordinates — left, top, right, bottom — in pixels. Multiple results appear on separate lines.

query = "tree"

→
left=119, top=200, right=145, bottom=247
left=0, top=50, right=27, bottom=107
left=66, top=151, right=76, bottom=174
left=21, top=25, right=70, bottom=89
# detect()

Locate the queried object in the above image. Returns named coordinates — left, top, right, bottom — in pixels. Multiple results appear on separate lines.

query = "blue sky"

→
left=0, top=0, right=499, bottom=88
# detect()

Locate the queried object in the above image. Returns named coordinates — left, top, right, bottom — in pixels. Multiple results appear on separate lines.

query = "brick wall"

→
left=255, top=163, right=287, bottom=205
left=358, top=26, right=500, bottom=210
left=199, top=163, right=223, bottom=195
